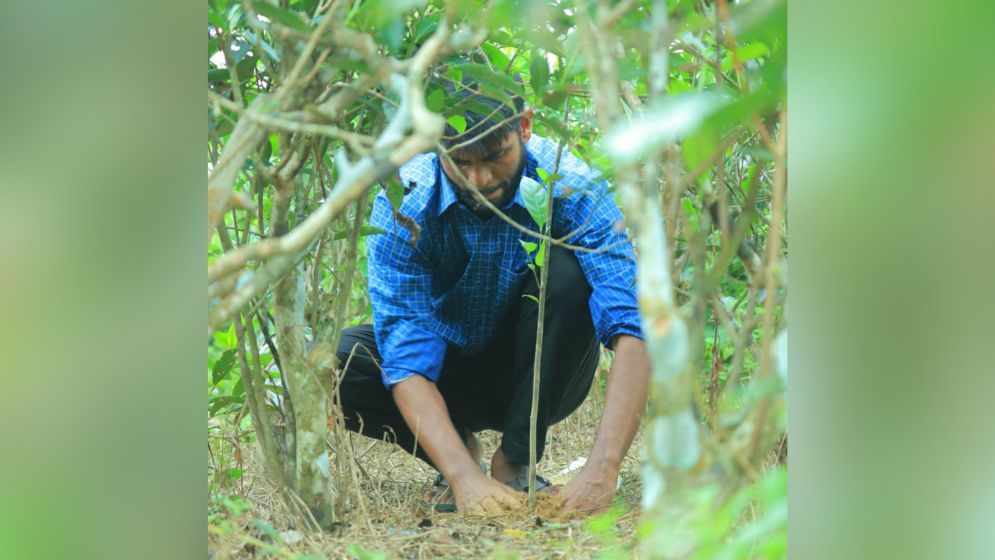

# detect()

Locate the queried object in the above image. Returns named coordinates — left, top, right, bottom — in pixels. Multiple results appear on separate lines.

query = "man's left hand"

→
left=558, top=464, right=617, bottom=515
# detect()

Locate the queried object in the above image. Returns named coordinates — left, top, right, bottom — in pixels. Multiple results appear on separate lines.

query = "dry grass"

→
left=209, top=354, right=648, bottom=559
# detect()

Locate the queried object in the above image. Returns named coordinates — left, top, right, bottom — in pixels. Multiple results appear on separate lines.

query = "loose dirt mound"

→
left=427, top=492, right=586, bottom=526
left=509, top=492, right=587, bottom=523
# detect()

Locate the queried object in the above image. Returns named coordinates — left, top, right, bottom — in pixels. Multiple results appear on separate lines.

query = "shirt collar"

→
left=435, top=142, right=540, bottom=217
left=436, top=157, right=460, bottom=216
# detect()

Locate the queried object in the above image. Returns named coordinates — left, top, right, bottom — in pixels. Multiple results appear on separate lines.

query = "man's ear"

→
left=519, top=109, right=534, bottom=143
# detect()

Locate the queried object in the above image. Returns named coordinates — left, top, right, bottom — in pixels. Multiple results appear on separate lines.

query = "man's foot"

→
left=489, top=446, right=528, bottom=485
left=504, top=474, right=554, bottom=493
left=490, top=446, right=556, bottom=493
left=465, top=430, right=483, bottom=465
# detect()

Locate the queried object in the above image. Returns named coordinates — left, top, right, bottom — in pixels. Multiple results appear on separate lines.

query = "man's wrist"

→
left=585, top=454, right=621, bottom=479
left=446, top=460, right=486, bottom=487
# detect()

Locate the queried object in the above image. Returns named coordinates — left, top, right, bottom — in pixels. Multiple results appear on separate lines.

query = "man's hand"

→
left=392, top=375, right=521, bottom=515
left=450, top=470, right=522, bottom=515
left=558, top=464, right=617, bottom=515
left=558, top=335, right=649, bottom=516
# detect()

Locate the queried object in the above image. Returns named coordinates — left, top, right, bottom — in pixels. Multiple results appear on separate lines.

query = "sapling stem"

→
left=527, top=127, right=568, bottom=510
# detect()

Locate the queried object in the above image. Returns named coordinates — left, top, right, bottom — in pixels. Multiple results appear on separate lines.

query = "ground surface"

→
left=209, top=355, right=649, bottom=559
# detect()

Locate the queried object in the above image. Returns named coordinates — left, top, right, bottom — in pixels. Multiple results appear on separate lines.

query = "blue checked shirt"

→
left=366, top=134, right=643, bottom=388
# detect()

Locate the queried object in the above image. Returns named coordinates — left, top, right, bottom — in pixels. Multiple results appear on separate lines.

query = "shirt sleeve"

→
left=366, top=195, right=447, bottom=388
left=558, top=180, right=644, bottom=349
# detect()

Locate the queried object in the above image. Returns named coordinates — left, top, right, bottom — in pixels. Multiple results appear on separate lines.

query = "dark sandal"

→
left=428, top=473, right=457, bottom=512
left=505, top=474, right=553, bottom=493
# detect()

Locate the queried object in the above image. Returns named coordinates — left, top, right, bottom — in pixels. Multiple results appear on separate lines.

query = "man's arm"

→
left=392, top=375, right=521, bottom=514
left=552, top=173, right=649, bottom=513
left=559, top=334, right=650, bottom=513
left=366, top=195, right=520, bottom=513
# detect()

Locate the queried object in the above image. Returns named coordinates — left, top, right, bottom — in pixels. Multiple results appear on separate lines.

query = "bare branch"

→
left=208, top=16, right=489, bottom=331
left=207, top=95, right=272, bottom=246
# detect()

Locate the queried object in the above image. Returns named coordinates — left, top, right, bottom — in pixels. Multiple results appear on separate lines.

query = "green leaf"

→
left=542, top=90, right=567, bottom=110
left=585, top=505, right=627, bottom=536
left=226, top=3, right=244, bottom=29
left=617, top=51, right=644, bottom=82
left=534, top=111, right=574, bottom=141
left=446, top=114, right=467, bottom=134
left=208, top=68, right=230, bottom=84
left=449, top=98, right=499, bottom=120
left=242, top=29, right=281, bottom=62
left=535, top=240, right=546, bottom=268
left=519, top=239, right=538, bottom=255
left=481, top=43, right=510, bottom=69
left=208, top=11, right=227, bottom=30
left=529, top=50, right=549, bottom=98
left=231, top=377, right=244, bottom=398
left=451, top=63, right=526, bottom=99
left=519, top=176, right=548, bottom=227
left=376, top=16, right=404, bottom=52
left=427, top=87, right=445, bottom=113
left=681, top=124, right=717, bottom=172
left=414, top=13, right=441, bottom=43
left=251, top=0, right=308, bottom=30
left=523, top=27, right=565, bottom=57
left=521, top=294, right=540, bottom=304
left=486, top=0, right=517, bottom=29
left=737, top=42, right=771, bottom=62
left=386, top=181, right=405, bottom=210
left=209, top=395, right=242, bottom=416
left=235, top=56, right=256, bottom=81
left=742, top=145, right=774, bottom=162
left=212, top=349, right=238, bottom=386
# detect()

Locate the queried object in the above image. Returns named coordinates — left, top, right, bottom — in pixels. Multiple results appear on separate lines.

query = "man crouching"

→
left=335, top=72, right=650, bottom=515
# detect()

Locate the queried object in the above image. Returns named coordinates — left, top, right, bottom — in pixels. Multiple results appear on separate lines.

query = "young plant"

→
left=519, top=168, right=554, bottom=510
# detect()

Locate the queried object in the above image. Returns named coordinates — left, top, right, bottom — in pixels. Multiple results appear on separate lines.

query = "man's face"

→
left=439, top=130, right=527, bottom=211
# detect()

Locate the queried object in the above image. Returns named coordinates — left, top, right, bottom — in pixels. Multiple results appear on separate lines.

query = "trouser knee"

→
left=335, top=325, right=380, bottom=372
left=532, top=246, right=592, bottom=317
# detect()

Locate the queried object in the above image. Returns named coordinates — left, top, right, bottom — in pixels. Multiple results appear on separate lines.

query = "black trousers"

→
left=335, top=246, right=600, bottom=467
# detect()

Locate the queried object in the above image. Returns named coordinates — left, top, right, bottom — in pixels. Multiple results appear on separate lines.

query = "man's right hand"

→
left=391, top=375, right=522, bottom=515
left=450, top=470, right=522, bottom=515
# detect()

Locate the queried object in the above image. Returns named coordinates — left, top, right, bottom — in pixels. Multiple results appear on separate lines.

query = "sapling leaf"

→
left=520, top=175, right=548, bottom=227
left=535, top=240, right=547, bottom=268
